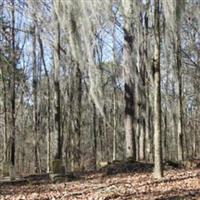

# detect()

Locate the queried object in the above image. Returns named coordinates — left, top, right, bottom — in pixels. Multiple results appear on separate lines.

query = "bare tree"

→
left=122, top=0, right=139, bottom=161
left=10, top=0, right=16, bottom=180
left=153, top=0, right=163, bottom=179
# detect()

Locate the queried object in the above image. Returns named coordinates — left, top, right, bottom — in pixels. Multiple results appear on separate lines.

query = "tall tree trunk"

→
left=68, top=69, right=74, bottom=171
left=138, top=10, right=146, bottom=161
left=32, top=25, right=40, bottom=173
left=171, top=82, right=177, bottom=160
left=92, top=102, right=97, bottom=170
left=75, top=65, right=82, bottom=169
left=1, top=67, right=10, bottom=177
left=176, top=28, right=183, bottom=161
left=143, top=8, right=151, bottom=162
left=163, top=111, right=167, bottom=161
left=52, top=7, right=63, bottom=175
left=99, top=117, right=104, bottom=162
left=38, top=34, right=51, bottom=173
left=122, top=0, right=138, bottom=161
left=112, top=87, right=117, bottom=161
left=124, top=73, right=136, bottom=160
left=112, top=20, right=117, bottom=162
left=103, top=106, right=109, bottom=162
left=54, top=20, right=62, bottom=160
left=1, top=68, right=8, bottom=163
left=145, top=82, right=151, bottom=161
left=153, top=0, right=163, bottom=179
left=10, top=0, right=16, bottom=180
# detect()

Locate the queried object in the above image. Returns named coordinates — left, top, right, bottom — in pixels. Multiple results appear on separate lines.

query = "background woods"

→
left=0, top=0, right=200, bottom=180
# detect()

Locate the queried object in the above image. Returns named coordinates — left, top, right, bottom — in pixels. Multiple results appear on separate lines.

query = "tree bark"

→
left=32, top=25, right=40, bottom=173
left=38, top=34, right=51, bottom=173
left=122, top=0, right=138, bottom=161
left=153, top=0, right=163, bottom=179
left=92, top=102, right=97, bottom=170
left=176, top=26, right=183, bottom=161
left=10, top=0, right=16, bottom=180
left=54, top=18, right=62, bottom=160
left=75, top=65, right=82, bottom=169
left=1, top=67, right=8, bottom=163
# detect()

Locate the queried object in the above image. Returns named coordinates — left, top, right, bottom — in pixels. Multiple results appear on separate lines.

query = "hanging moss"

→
left=56, top=0, right=113, bottom=118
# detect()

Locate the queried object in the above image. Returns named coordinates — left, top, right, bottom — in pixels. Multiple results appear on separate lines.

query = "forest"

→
left=0, top=0, right=200, bottom=199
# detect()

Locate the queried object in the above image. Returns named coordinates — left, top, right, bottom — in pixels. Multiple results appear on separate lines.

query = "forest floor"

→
left=0, top=161, right=200, bottom=200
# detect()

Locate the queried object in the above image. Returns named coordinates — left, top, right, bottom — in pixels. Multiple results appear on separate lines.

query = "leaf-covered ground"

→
left=0, top=164, right=200, bottom=200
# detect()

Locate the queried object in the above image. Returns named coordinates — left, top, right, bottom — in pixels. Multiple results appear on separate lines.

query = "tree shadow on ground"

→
left=99, top=160, right=154, bottom=175
left=123, top=188, right=200, bottom=200
left=100, top=159, right=192, bottom=176
left=153, top=188, right=200, bottom=200
left=138, top=172, right=200, bottom=188
left=0, top=172, right=79, bottom=191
